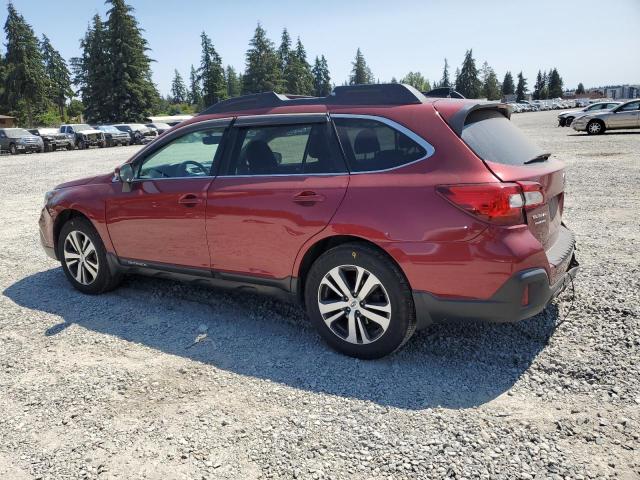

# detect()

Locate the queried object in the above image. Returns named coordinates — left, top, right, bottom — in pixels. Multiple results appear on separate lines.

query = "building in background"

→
left=0, top=115, right=16, bottom=128
left=604, top=85, right=640, bottom=100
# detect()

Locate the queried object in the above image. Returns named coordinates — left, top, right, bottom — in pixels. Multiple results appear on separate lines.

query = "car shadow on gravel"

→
left=4, top=268, right=565, bottom=410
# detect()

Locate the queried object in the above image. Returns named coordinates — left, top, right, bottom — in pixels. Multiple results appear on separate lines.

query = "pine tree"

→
left=312, top=55, right=331, bottom=96
left=455, top=50, right=481, bottom=98
left=3, top=3, right=48, bottom=125
left=516, top=72, right=527, bottom=102
left=440, top=58, right=451, bottom=88
left=41, top=34, right=72, bottom=118
left=283, top=38, right=314, bottom=95
left=104, top=0, right=159, bottom=122
left=576, top=82, right=585, bottom=94
left=533, top=70, right=545, bottom=100
left=502, top=71, right=515, bottom=95
left=226, top=65, right=241, bottom=97
left=198, top=32, right=226, bottom=107
left=400, top=72, right=430, bottom=92
left=277, top=28, right=291, bottom=74
left=548, top=68, right=563, bottom=98
left=243, top=24, right=282, bottom=94
left=349, top=48, right=373, bottom=85
left=0, top=53, right=6, bottom=112
left=170, top=69, right=187, bottom=103
left=71, top=15, right=109, bottom=122
left=189, top=65, right=202, bottom=107
left=480, top=62, right=500, bottom=100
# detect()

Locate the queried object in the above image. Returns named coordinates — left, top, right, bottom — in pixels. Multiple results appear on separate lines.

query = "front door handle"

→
left=293, top=191, right=325, bottom=205
left=178, top=194, right=202, bottom=207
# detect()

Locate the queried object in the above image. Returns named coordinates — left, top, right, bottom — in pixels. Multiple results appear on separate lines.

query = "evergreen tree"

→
left=390, top=77, right=397, bottom=83
left=576, top=82, right=585, bottom=94
left=226, top=65, right=241, bottom=97
left=41, top=34, right=72, bottom=118
left=440, top=58, right=451, bottom=88
left=480, top=62, right=501, bottom=100
left=277, top=28, right=291, bottom=73
left=548, top=68, right=563, bottom=98
left=455, top=49, right=481, bottom=98
left=533, top=70, right=545, bottom=100
left=243, top=24, right=282, bottom=94
left=400, top=72, right=430, bottom=92
left=104, top=0, right=159, bottom=122
left=0, top=53, right=6, bottom=112
left=188, top=65, right=202, bottom=107
left=198, top=32, right=226, bottom=107
left=454, top=68, right=461, bottom=88
left=516, top=71, right=527, bottom=102
left=283, top=38, right=314, bottom=95
left=170, top=69, right=187, bottom=103
left=312, top=55, right=331, bottom=96
left=502, top=71, right=515, bottom=95
left=71, top=15, right=109, bottom=122
left=3, top=3, right=48, bottom=125
left=349, top=48, right=373, bottom=85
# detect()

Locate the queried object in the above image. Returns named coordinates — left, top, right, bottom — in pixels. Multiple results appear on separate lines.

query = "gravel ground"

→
left=0, top=110, right=638, bottom=479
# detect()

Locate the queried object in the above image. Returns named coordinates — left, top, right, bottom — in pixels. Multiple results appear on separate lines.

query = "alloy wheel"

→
left=63, top=230, right=99, bottom=285
left=588, top=122, right=602, bottom=134
left=317, top=265, right=391, bottom=345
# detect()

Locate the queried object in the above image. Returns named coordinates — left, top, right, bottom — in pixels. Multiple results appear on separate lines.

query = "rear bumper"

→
left=413, top=225, right=579, bottom=328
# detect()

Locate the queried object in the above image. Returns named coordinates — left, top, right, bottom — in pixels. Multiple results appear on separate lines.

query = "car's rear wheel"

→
left=9, top=143, right=17, bottom=155
left=587, top=120, right=605, bottom=135
left=304, top=243, right=416, bottom=359
left=58, top=218, right=122, bottom=294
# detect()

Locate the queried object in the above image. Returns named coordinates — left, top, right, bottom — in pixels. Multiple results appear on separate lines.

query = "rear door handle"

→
left=178, top=194, right=202, bottom=207
left=293, top=191, right=325, bottom=205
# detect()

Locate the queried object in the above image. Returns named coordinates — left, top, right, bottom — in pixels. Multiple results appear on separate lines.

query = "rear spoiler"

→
left=444, top=102, right=512, bottom=136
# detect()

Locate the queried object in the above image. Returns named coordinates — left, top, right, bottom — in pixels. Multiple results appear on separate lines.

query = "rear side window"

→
left=225, top=123, right=345, bottom=176
left=333, top=117, right=427, bottom=172
left=461, top=110, right=544, bottom=166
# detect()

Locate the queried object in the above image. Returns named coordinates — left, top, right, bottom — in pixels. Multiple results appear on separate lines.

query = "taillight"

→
left=437, top=182, right=545, bottom=226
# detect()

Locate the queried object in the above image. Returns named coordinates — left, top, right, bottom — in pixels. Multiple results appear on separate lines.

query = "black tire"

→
left=586, top=119, right=605, bottom=135
left=77, top=139, right=86, bottom=150
left=58, top=217, right=122, bottom=294
left=304, top=242, right=416, bottom=359
left=9, top=143, right=17, bottom=155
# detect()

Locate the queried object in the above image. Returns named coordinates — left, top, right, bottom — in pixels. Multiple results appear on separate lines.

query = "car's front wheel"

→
left=304, top=243, right=416, bottom=359
left=58, top=218, right=122, bottom=294
left=9, top=143, right=17, bottom=155
left=587, top=120, right=605, bottom=135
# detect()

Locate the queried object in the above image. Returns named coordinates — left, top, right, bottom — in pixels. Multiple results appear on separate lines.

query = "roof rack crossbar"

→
left=199, top=83, right=429, bottom=115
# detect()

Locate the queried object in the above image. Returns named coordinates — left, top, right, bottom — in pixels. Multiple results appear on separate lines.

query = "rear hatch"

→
left=436, top=102, right=566, bottom=254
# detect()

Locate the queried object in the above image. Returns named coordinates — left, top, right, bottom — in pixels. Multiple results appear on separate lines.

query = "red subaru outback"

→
left=39, top=84, right=579, bottom=359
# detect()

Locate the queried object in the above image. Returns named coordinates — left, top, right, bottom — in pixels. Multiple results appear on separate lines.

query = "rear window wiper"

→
left=524, top=153, right=551, bottom=165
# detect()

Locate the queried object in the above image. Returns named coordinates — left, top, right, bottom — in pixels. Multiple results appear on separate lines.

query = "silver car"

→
left=558, top=101, right=621, bottom=127
left=572, top=99, right=640, bottom=135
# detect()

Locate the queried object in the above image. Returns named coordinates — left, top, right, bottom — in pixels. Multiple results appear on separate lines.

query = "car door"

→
left=608, top=101, right=640, bottom=129
left=206, top=114, right=349, bottom=282
left=106, top=119, right=230, bottom=270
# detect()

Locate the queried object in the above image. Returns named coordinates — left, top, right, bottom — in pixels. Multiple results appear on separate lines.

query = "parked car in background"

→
left=572, top=99, right=640, bottom=134
left=39, top=84, right=579, bottom=359
left=60, top=124, right=106, bottom=149
left=96, top=125, right=131, bottom=147
left=28, top=128, right=73, bottom=152
left=113, top=124, right=157, bottom=145
left=146, top=122, right=171, bottom=134
left=558, top=101, right=621, bottom=126
left=0, top=128, right=44, bottom=154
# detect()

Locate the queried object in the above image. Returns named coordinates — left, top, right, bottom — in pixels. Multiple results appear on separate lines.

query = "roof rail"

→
left=199, top=83, right=428, bottom=115
left=423, top=87, right=466, bottom=99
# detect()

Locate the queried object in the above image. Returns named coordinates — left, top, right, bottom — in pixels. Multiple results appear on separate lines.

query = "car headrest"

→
left=354, top=129, right=380, bottom=154
left=245, top=140, right=277, bottom=174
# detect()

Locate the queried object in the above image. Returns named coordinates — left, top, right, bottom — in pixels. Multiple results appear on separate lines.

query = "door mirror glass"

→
left=118, top=163, right=135, bottom=183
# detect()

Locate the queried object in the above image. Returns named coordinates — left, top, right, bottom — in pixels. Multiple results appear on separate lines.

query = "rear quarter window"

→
left=461, top=109, right=544, bottom=166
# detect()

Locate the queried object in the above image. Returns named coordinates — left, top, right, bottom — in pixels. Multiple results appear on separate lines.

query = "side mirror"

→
left=116, top=164, right=135, bottom=192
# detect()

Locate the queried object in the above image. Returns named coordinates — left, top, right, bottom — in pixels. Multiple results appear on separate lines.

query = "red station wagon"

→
left=39, top=84, right=579, bottom=359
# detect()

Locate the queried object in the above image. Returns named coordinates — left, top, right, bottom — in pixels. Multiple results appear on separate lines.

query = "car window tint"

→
left=226, top=123, right=345, bottom=176
left=333, top=118, right=426, bottom=172
left=619, top=101, right=640, bottom=112
left=138, top=128, right=225, bottom=179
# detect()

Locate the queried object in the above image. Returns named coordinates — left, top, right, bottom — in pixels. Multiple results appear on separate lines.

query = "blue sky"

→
left=3, top=0, right=639, bottom=96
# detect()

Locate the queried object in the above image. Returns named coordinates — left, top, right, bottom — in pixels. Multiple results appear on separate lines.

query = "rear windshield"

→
left=461, top=110, right=544, bottom=165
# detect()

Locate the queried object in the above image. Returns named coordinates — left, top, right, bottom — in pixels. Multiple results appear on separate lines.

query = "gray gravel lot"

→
left=0, top=110, right=639, bottom=479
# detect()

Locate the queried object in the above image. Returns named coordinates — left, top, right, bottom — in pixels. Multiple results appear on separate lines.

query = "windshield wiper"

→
left=524, top=153, right=551, bottom=165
